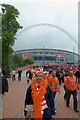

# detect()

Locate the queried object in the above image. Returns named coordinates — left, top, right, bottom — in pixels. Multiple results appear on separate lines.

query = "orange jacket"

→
left=47, top=76, right=59, bottom=92
left=64, top=76, right=78, bottom=91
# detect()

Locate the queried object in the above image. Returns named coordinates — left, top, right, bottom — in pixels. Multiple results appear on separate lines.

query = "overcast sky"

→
left=1, top=0, right=79, bottom=53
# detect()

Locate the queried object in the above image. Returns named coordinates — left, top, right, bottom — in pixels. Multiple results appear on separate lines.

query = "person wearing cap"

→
left=64, top=70, right=78, bottom=112
left=31, top=71, right=55, bottom=120
left=31, top=72, right=47, bottom=119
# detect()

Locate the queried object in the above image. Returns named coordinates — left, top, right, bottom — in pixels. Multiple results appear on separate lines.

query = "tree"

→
left=11, top=53, right=24, bottom=69
left=11, top=53, right=34, bottom=69
left=23, top=56, right=34, bottom=66
left=2, top=4, right=23, bottom=77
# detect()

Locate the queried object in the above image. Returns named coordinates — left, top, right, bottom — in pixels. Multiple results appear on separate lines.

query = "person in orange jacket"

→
left=64, top=70, right=78, bottom=112
left=31, top=72, right=48, bottom=119
left=31, top=71, right=58, bottom=120
left=47, top=70, right=59, bottom=115
left=48, top=70, right=59, bottom=93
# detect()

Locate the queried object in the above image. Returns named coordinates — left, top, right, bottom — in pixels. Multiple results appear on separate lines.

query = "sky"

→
left=0, top=0, right=79, bottom=53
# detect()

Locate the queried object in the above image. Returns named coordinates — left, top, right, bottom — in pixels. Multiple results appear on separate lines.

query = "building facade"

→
left=15, top=48, right=79, bottom=65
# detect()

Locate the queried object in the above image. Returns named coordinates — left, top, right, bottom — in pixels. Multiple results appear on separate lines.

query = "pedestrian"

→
left=56, top=69, right=61, bottom=85
left=26, top=66, right=32, bottom=83
left=31, top=71, right=55, bottom=120
left=65, top=70, right=78, bottom=112
left=74, top=69, right=80, bottom=83
left=18, top=67, right=22, bottom=81
left=12, top=69, right=16, bottom=81
left=63, top=71, right=69, bottom=101
left=48, top=69, right=59, bottom=115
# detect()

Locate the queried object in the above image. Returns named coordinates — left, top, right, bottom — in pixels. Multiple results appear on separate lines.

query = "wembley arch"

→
left=16, top=23, right=78, bottom=47
left=15, top=23, right=80, bottom=65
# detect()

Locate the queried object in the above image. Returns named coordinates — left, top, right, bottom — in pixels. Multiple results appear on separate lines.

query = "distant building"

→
left=15, top=48, right=80, bottom=65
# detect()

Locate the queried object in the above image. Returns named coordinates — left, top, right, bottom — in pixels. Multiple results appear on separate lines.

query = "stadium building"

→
left=15, top=48, right=80, bottom=65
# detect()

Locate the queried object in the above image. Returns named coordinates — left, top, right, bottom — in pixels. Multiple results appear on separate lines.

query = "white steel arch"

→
left=16, top=23, right=78, bottom=47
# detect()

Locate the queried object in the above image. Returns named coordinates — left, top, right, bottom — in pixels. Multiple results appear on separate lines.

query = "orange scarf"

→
left=31, top=78, right=48, bottom=119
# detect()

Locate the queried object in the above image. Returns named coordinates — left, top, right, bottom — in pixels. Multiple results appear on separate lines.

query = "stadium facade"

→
left=15, top=48, right=80, bottom=65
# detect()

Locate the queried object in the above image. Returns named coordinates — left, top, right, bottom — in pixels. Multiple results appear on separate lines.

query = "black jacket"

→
left=26, top=70, right=32, bottom=80
left=0, top=74, right=9, bottom=94
left=24, top=84, right=55, bottom=118
left=24, top=85, right=33, bottom=108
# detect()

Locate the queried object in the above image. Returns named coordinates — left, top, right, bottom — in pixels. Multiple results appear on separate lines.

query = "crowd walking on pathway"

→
left=1, top=64, right=80, bottom=119
left=23, top=65, right=80, bottom=120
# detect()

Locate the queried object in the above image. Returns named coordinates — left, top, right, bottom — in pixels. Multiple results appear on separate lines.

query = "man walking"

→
left=65, top=70, right=78, bottom=112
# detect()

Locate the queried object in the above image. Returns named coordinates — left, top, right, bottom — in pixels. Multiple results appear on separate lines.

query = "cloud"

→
left=1, top=0, right=78, bottom=53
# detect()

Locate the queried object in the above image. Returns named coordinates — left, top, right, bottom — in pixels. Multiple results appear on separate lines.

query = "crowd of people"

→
left=24, top=65, right=80, bottom=120
left=11, top=67, right=22, bottom=81
left=1, top=64, right=80, bottom=119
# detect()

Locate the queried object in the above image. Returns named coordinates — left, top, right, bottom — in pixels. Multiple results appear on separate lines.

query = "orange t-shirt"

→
left=64, top=76, right=78, bottom=91
left=64, top=76, right=68, bottom=84
left=48, top=76, right=59, bottom=92
left=47, top=74, right=52, bottom=82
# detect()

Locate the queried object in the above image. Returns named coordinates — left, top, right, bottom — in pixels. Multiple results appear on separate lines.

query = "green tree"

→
left=11, top=53, right=24, bottom=69
left=23, top=56, right=34, bottom=66
left=2, top=4, right=22, bottom=77
left=11, top=54, right=34, bottom=69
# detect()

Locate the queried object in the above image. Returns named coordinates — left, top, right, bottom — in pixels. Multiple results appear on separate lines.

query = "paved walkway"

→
left=2, top=76, right=79, bottom=119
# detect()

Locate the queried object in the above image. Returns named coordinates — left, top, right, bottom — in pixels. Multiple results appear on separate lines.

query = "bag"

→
left=25, top=105, right=33, bottom=118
